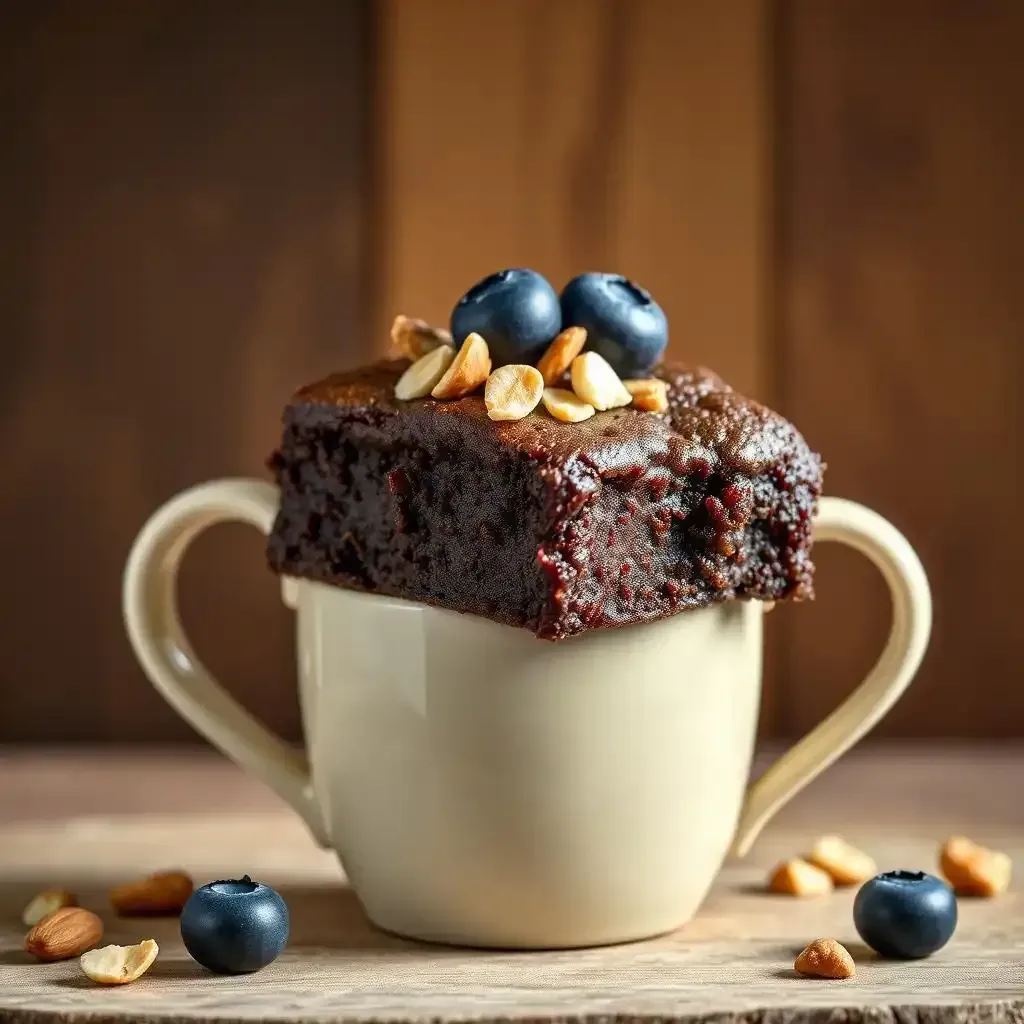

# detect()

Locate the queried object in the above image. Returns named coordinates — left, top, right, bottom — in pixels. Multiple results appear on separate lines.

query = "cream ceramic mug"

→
left=123, top=480, right=930, bottom=949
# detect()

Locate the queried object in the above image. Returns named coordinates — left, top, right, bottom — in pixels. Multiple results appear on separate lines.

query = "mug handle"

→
left=122, top=478, right=329, bottom=847
left=731, top=496, right=932, bottom=857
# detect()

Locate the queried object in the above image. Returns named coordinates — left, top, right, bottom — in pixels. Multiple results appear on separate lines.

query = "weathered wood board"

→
left=0, top=749, right=1022, bottom=1022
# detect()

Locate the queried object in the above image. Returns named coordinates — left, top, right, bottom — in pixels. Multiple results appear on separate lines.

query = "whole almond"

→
left=25, top=906, right=103, bottom=961
left=537, top=326, right=587, bottom=385
left=570, top=352, right=633, bottom=411
left=623, top=378, right=669, bottom=413
left=81, top=939, right=159, bottom=985
left=768, top=858, right=834, bottom=896
left=390, top=315, right=452, bottom=359
left=541, top=387, right=596, bottom=423
left=22, top=888, right=77, bottom=927
left=432, top=332, right=492, bottom=399
left=484, top=365, right=544, bottom=421
left=808, top=834, right=877, bottom=886
left=394, top=344, right=457, bottom=400
left=109, top=870, right=194, bottom=917
left=940, top=835, right=1012, bottom=897
left=794, top=938, right=856, bottom=979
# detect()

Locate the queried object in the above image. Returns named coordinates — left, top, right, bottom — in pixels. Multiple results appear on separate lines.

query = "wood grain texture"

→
left=373, top=0, right=780, bottom=731
left=0, top=0, right=370, bottom=742
left=375, top=0, right=771, bottom=393
left=776, top=1, right=1024, bottom=738
left=1, top=746, right=1022, bottom=1022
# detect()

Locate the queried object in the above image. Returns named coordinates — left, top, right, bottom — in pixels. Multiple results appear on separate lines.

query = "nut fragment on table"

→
left=390, top=315, right=452, bottom=359
left=109, top=870, right=194, bottom=916
left=80, top=938, right=159, bottom=985
left=808, top=834, right=877, bottom=886
left=432, top=332, right=492, bottom=399
left=484, top=365, right=544, bottom=421
left=22, top=888, right=77, bottom=927
left=940, top=835, right=1012, bottom=896
left=24, top=906, right=103, bottom=961
left=570, top=352, right=633, bottom=411
left=768, top=858, right=834, bottom=896
left=394, top=344, right=457, bottom=401
left=623, top=377, right=669, bottom=413
left=537, top=326, right=587, bottom=385
left=541, top=387, right=595, bottom=423
left=794, top=937, right=856, bottom=979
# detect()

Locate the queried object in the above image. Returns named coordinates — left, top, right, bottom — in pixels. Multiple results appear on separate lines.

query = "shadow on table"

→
left=0, top=948, right=33, bottom=966
left=276, top=882, right=427, bottom=951
left=48, top=959, right=212, bottom=988
left=1, top=878, right=487, bottom=958
left=277, top=884, right=564, bottom=956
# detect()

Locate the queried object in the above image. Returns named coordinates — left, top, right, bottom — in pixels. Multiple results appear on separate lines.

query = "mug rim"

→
left=284, top=572, right=767, bottom=638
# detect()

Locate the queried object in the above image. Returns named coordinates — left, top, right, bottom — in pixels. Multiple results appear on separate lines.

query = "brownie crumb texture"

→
left=267, top=360, right=823, bottom=640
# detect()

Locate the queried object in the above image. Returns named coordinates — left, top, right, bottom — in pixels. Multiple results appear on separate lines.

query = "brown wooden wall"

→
left=0, top=0, right=372, bottom=741
left=775, top=0, right=1024, bottom=737
left=1, top=0, right=1020, bottom=742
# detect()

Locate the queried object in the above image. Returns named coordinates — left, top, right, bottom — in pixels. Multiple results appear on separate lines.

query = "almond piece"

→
left=541, top=387, right=596, bottom=423
left=940, top=835, right=1012, bottom=897
left=537, top=326, right=587, bottom=385
left=570, top=352, right=632, bottom=411
left=394, top=344, right=457, bottom=401
left=768, top=858, right=834, bottom=896
left=390, top=315, right=452, bottom=359
left=623, top=378, right=669, bottom=413
left=484, top=365, right=544, bottom=421
left=25, top=906, right=103, bottom=961
left=81, top=939, right=159, bottom=985
left=109, top=870, right=194, bottom=916
left=808, top=835, right=878, bottom=886
left=794, top=938, right=856, bottom=979
left=431, top=332, right=492, bottom=399
left=22, top=888, right=77, bottom=927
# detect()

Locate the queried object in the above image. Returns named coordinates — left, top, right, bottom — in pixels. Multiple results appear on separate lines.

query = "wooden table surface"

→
left=0, top=745, right=1022, bottom=1024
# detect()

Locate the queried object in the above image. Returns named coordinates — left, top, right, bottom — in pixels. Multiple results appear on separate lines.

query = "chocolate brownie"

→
left=267, top=360, right=823, bottom=640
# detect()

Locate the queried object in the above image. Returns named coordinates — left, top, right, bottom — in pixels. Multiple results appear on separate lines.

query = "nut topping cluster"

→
left=391, top=314, right=668, bottom=423
left=387, top=264, right=673, bottom=420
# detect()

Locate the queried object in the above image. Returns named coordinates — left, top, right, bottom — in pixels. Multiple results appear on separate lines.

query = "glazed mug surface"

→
left=123, top=480, right=930, bottom=949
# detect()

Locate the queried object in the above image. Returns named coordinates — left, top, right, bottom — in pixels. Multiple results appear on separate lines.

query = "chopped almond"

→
left=808, top=835, right=877, bottom=886
left=80, top=939, right=159, bottom=985
left=109, top=870, right=193, bottom=916
left=484, top=365, right=544, bottom=421
left=431, top=332, right=492, bottom=399
left=768, top=858, right=833, bottom=896
left=394, top=344, right=457, bottom=401
left=541, top=387, right=595, bottom=423
left=794, top=938, right=855, bottom=979
left=623, top=378, right=669, bottom=413
left=940, top=835, right=1012, bottom=897
left=537, top=326, right=587, bottom=385
left=570, top=352, right=632, bottom=411
left=22, top=889, right=77, bottom=927
left=390, top=315, right=452, bottom=359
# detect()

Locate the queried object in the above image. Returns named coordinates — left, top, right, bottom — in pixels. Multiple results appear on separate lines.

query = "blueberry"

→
left=180, top=876, right=289, bottom=974
left=450, top=268, right=561, bottom=366
left=559, top=272, right=668, bottom=378
left=853, top=870, right=957, bottom=959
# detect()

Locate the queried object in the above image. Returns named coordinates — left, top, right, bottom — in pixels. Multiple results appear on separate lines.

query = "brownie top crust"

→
left=293, top=360, right=806, bottom=477
left=268, top=359, right=824, bottom=639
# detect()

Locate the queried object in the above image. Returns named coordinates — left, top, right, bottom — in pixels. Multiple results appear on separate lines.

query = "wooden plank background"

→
left=0, top=0, right=371, bottom=741
left=775, top=0, right=1024, bottom=737
left=0, top=0, right=1020, bottom=741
